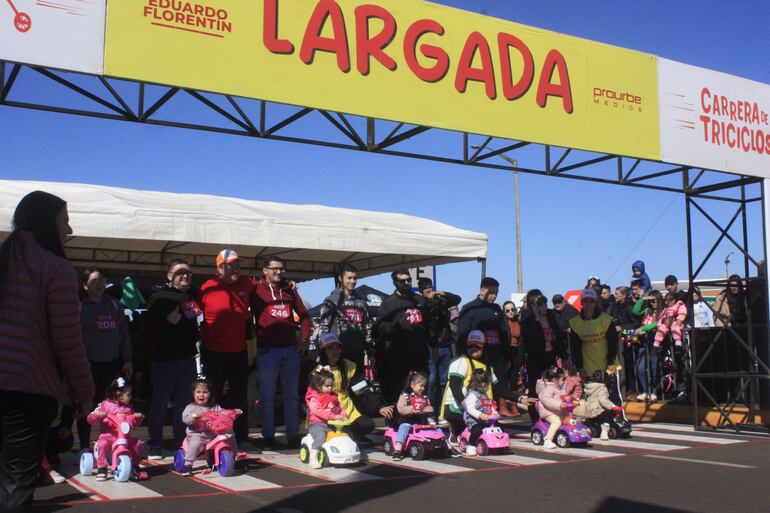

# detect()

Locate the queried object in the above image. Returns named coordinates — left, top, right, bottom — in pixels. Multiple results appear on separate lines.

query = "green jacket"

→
left=632, top=298, right=658, bottom=333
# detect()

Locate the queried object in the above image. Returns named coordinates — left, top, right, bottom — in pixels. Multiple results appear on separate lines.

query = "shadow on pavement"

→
left=593, top=497, right=695, bottom=513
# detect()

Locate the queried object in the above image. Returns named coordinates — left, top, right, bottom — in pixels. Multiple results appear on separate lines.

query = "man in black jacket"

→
left=456, top=277, right=513, bottom=415
left=613, top=286, right=640, bottom=400
left=375, top=268, right=430, bottom=403
left=418, top=277, right=461, bottom=408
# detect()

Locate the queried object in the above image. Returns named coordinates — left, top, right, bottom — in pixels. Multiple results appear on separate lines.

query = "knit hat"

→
left=319, top=332, right=342, bottom=349
left=466, top=330, right=486, bottom=347
left=581, top=289, right=598, bottom=302
left=216, top=249, right=240, bottom=267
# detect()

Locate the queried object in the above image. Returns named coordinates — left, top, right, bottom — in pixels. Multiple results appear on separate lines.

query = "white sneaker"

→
left=48, top=469, right=66, bottom=484
left=600, top=423, right=610, bottom=441
left=649, top=394, right=658, bottom=402
left=543, top=440, right=557, bottom=449
left=465, top=446, right=477, bottom=456
left=437, top=418, right=450, bottom=428
left=636, top=393, right=648, bottom=401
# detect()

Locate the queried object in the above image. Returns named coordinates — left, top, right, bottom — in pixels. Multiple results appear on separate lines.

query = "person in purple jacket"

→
left=0, top=191, right=94, bottom=513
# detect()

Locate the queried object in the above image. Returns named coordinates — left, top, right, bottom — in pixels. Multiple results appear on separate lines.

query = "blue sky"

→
left=1, top=0, right=768, bottom=307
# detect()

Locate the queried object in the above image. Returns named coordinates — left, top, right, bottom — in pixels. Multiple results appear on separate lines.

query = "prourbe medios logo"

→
left=593, top=87, right=643, bottom=112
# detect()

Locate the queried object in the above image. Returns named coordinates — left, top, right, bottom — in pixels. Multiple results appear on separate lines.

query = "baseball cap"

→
left=581, top=289, right=598, bottom=302
left=466, top=330, right=486, bottom=347
left=319, top=332, right=342, bottom=349
left=216, top=249, right=240, bottom=267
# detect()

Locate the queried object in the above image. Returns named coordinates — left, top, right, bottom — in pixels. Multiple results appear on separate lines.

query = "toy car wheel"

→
left=79, top=451, right=94, bottom=476
left=173, top=449, right=187, bottom=472
left=458, top=438, right=467, bottom=452
left=383, top=439, right=394, bottom=456
left=299, top=445, right=310, bottom=463
left=530, top=430, right=544, bottom=446
left=476, top=440, right=489, bottom=456
left=115, top=454, right=132, bottom=482
left=608, top=427, right=618, bottom=439
left=319, top=449, right=331, bottom=468
left=218, top=450, right=234, bottom=477
left=408, top=442, right=425, bottom=461
left=555, top=432, right=570, bottom=448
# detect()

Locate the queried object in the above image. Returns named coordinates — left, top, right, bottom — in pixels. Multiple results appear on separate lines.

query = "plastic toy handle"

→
left=328, top=419, right=351, bottom=427
left=487, top=414, right=500, bottom=423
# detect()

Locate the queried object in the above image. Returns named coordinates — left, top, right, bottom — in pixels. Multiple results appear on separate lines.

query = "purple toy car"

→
left=458, top=415, right=510, bottom=456
left=383, top=424, right=448, bottom=460
left=531, top=401, right=592, bottom=448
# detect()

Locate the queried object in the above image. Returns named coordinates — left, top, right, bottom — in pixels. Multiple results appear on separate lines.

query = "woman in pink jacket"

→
left=0, top=191, right=94, bottom=512
left=536, top=367, right=567, bottom=449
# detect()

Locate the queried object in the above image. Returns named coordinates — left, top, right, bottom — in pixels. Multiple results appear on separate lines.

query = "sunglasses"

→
left=173, top=270, right=193, bottom=277
left=396, top=278, right=412, bottom=284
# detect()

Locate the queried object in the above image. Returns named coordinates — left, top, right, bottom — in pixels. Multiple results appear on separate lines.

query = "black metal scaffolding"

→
left=2, top=59, right=768, bottom=433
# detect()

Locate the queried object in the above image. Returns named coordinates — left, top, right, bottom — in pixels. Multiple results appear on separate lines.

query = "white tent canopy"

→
left=0, top=180, right=488, bottom=281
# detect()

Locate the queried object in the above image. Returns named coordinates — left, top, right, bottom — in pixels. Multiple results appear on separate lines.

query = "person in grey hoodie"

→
left=77, top=269, right=133, bottom=451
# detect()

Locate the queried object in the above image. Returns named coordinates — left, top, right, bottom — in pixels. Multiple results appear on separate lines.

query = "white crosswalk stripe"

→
left=508, top=439, right=624, bottom=458
left=364, top=451, right=472, bottom=474
left=475, top=453, right=560, bottom=466
left=634, top=423, right=701, bottom=433
left=199, top=472, right=282, bottom=491
left=630, top=430, right=744, bottom=445
left=592, top=438, right=691, bottom=451
left=67, top=474, right=162, bottom=500
left=266, top=455, right=379, bottom=483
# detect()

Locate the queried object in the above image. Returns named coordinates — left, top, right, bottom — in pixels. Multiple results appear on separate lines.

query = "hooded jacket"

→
left=536, top=379, right=564, bottom=419
left=573, top=382, right=617, bottom=419
left=318, top=288, right=373, bottom=358
left=456, top=297, right=510, bottom=360
left=252, top=280, right=312, bottom=347
left=80, top=295, right=132, bottom=363
left=305, top=387, right=345, bottom=424
left=631, top=260, right=651, bottom=292
left=144, top=285, right=200, bottom=361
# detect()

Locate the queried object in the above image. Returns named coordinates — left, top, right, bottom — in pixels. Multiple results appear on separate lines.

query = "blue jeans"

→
left=257, top=346, right=300, bottom=439
left=148, top=357, right=196, bottom=448
left=636, top=341, right=660, bottom=395
left=428, top=347, right=452, bottom=408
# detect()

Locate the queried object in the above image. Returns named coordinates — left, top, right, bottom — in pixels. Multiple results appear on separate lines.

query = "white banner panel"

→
left=0, top=0, right=105, bottom=74
left=659, top=58, right=770, bottom=178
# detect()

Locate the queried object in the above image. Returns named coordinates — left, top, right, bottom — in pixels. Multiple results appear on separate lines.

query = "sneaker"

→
left=626, top=391, right=638, bottom=401
left=448, top=435, right=459, bottom=447
left=465, top=446, right=477, bottom=456
left=543, top=440, right=557, bottom=449
left=392, top=451, right=404, bottom=461
left=437, top=418, right=450, bottom=428
left=96, top=467, right=108, bottom=481
left=286, top=436, right=301, bottom=450
left=636, top=393, right=648, bottom=401
left=135, top=471, right=149, bottom=481
left=147, top=447, right=163, bottom=460
left=259, top=437, right=276, bottom=451
left=649, top=394, right=658, bottom=402
left=238, top=438, right=263, bottom=454
left=48, top=469, right=66, bottom=484
left=181, top=465, right=193, bottom=477
left=448, top=446, right=463, bottom=458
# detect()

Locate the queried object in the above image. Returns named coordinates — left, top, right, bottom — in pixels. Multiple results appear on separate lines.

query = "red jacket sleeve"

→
left=293, top=290, right=312, bottom=342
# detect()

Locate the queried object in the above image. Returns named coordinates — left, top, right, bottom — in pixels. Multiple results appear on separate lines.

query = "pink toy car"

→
left=174, top=409, right=240, bottom=477
left=458, top=415, right=509, bottom=456
left=79, top=412, right=144, bottom=482
left=383, top=424, right=448, bottom=460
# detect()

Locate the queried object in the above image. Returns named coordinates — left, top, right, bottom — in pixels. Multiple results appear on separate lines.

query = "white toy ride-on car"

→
left=299, top=419, right=360, bottom=467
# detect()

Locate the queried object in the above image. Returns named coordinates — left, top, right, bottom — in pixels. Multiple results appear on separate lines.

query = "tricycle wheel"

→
left=299, top=445, right=310, bottom=463
left=555, top=432, right=570, bottom=448
left=79, top=451, right=94, bottom=476
left=383, top=439, right=394, bottom=456
left=114, top=454, right=132, bottom=482
left=319, top=449, right=331, bottom=468
left=530, top=430, right=544, bottom=446
left=476, top=440, right=489, bottom=456
left=608, top=427, right=618, bottom=439
left=408, top=442, right=425, bottom=461
left=218, top=450, right=234, bottom=477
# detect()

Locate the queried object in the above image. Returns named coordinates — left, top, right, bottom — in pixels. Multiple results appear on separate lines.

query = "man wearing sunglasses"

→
left=375, top=268, right=430, bottom=403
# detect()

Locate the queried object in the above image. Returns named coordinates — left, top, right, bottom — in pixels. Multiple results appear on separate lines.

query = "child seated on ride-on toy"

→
left=461, top=369, right=499, bottom=456
left=180, top=378, right=240, bottom=476
left=305, top=366, right=348, bottom=469
left=86, top=377, right=146, bottom=481
left=573, top=371, right=626, bottom=440
left=536, top=366, right=568, bottom=449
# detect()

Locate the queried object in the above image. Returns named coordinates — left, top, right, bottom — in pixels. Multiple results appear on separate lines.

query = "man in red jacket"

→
left=199, top=249, right=259, bottom=451
left=251, top=256, right=312, bottom=450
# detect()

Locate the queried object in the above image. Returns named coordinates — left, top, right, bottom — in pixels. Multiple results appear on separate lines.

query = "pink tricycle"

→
left=383, top=424, right=448, bottom=460
left=174, top=409, right=240, bottom=477
left=458, top=415, right=510, bottom=456
left=79, top=412, right=144, bottom=482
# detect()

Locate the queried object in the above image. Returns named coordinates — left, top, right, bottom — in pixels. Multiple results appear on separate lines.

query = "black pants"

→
left=347, top=415, right=374, bottom=438
left=77, top=359, right=122, bottom=450
left=201, top=349, right=249, bottom=442
left=381, top=352, right=428, bottom=404
left=467, top=423, right=485, bottom=445
left=0, top=391, right=57, bottom=513
left=444, top=410, right=465, bottom=438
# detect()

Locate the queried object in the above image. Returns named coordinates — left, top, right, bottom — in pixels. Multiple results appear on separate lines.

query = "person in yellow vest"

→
left=440, top=330, right=530, bottom=444
left=317, top=333, right=394, bottom=447
left=568, top=289, right=622, bottom=403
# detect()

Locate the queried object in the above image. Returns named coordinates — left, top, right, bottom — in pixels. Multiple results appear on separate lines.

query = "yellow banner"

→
left=105, top=0, right=660, bottom=159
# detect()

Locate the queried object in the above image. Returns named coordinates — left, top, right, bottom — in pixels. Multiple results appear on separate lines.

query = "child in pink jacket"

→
left=655, top=293, right=688, bottom=348
left=563, top=362, right=583, bottom=402
left=536, top=367, right=567, bottom=449
left=86, top=377, right=145, bottom=481
left=305, top=366, right=347, bottom=468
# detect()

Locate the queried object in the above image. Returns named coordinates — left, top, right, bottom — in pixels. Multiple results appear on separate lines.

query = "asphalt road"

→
left=32, top=422, right=770, bottom=513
